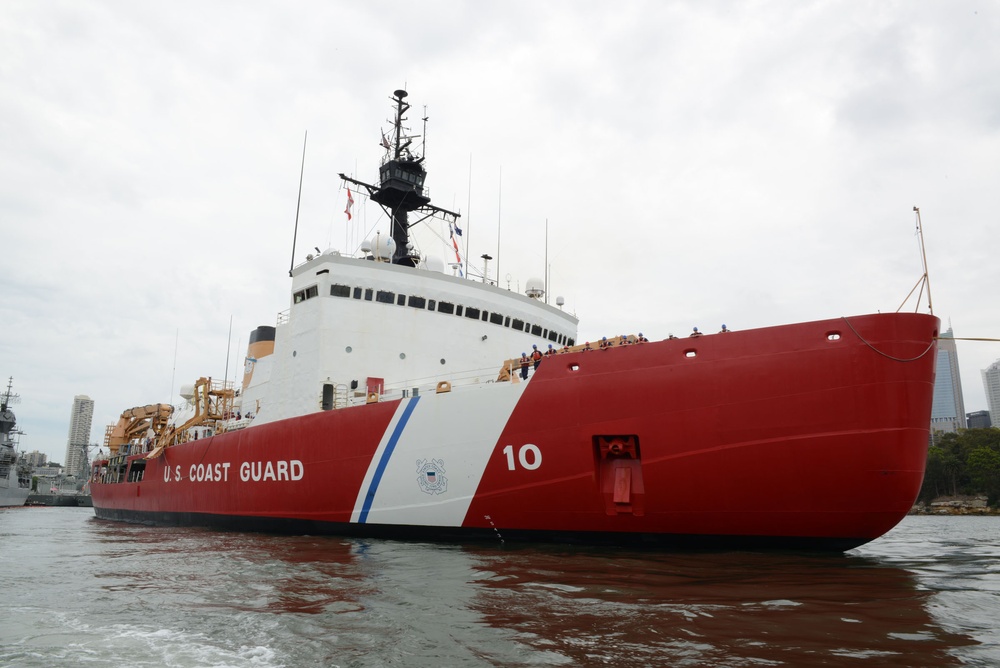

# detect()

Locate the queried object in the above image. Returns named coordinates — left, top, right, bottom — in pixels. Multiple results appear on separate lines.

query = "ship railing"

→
left=347, top=364, right=515, bottom=406
left=277, top=309, right=290, bottom=326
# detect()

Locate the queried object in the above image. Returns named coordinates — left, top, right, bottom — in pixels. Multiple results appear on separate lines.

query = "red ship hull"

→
left=92, top=313, right=938, bottom=550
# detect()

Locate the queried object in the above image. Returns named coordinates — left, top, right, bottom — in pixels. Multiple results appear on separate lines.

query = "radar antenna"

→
left=339, top=89, right=460, bottom=267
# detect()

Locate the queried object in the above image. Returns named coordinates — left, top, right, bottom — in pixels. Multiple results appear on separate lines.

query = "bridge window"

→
left=465, top=307, right=481, bottom=320
left=438, top=301, right=454, bottom=315
left=331, top=284, right=351, bottom=298
left=376, top=290, right=395, bottom=304
left=408, top=296, right=426, bottom=309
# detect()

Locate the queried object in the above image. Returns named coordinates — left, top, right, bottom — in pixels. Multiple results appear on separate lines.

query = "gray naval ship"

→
left=0, top=378, right=31, bottom=507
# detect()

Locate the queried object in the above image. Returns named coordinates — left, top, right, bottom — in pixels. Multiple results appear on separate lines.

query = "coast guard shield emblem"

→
left=416, top=458, right=448, bottom=495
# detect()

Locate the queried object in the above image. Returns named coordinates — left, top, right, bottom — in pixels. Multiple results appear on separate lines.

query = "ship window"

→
left=531, top=325, right=543, bottom=336
left=481, top=311, right=489, bottom=322
left=331, top=284, right=351, bottom=298
left=316, top=269, right=329, bottom=275
left=397, top=294, right=406, bottom=306
left=364, top=288, right=373, bottom=301
left=567, top=338, right=575, bottom=346
left=504, top=316, right=510, bottom=327
left=456, top=305, right=463, bottom=316
left=353, top=287, right=362, bottom=299
left=490, top=312, right=504, bottom=325
left=305, top=286, right=318, bottom=299
left=428, top=299, right=436, bottom=310
left=408, top=296, right=426, bottom=309
left=547, top=330, right=558, bottom=342
left=465, top=307, right=480, bottom=320
left=376, top=290, right=395, bottom=304
left=511, top=318, right=524, bottom=331
left=294, top=290, right=306, bottom=304
left=438, top=301, right=454, bottom=315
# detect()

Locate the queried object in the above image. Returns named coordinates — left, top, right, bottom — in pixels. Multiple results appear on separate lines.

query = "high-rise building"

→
left=23, top=450, right=48, bottom=467
left=930, top=327, right=966, bottom=435
left=983, top=359, right=1000, bottom=429
left=966, top=410, right=992, bottom=429
left=64, top=395, right=94, bottom=478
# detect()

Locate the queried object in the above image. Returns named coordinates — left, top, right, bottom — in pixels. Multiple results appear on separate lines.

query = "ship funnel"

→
left=243, top=325, right=276, bottom=392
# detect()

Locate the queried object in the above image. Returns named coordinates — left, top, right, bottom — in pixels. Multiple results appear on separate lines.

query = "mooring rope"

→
left=842, top=317, right=937, bottom=362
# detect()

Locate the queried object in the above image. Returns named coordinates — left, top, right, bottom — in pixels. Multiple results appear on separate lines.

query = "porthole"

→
left=440, top=358, right=446, bottom=365
left=345, top=346, right=353, bottom=353
left=400, top=353, right=406, bottom=360
left=292, top=350, right=297, bottom=357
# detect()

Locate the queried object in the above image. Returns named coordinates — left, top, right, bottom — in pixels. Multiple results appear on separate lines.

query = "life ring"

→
left=366, top=392, right=380, bottom=404
left=436, top=381, right=452, bottom=394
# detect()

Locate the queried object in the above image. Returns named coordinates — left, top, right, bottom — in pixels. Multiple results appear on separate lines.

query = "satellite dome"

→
left=525, top=277, right=545, bottom=299
left=374, top=236, right=396, bottom=261
left=423, top=255, right=445, bottom=273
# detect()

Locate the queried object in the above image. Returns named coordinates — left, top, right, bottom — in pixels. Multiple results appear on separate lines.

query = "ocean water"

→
left=1, top=508, right=998, bottom=667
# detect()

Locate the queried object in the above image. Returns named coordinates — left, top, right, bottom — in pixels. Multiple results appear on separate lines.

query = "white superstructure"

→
left=242, top=250, right=578, bottom=425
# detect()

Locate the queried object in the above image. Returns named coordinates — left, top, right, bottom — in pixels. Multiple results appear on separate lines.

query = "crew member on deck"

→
left=530, top=345, right=543, bottom=370
left=520, top=353, right=530, bottom=380
left=719, top=324, right=731, bottom=333
left=545, top=344, right=557, bottom=358
left=600, top=336, right=611, bottom=350
left=690, top=327, right=703, bottom=337
left=637, top=332, right=649, bottom=343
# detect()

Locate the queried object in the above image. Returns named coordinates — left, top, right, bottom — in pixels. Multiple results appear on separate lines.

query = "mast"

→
left=339, top=89, right=460, bottom=267
left=914, top=206, right=934, bottom=316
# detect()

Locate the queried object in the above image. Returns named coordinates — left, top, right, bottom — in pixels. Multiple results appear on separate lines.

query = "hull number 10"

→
left=502, top=444, right=542, bottom=471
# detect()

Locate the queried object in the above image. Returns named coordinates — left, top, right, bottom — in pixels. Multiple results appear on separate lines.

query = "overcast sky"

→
left=2, top=1, right=998, bottom=463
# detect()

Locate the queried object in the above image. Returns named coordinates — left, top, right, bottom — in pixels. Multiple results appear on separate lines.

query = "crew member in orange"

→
left=530, top=344, right=543, bottom=370
left=544, top=344, right=557, bottom=358
left=519, top=353, right=530, bottom=380
left=599, top=336, right=611, bottom=350
left=690, top=327, right=703, bottom=337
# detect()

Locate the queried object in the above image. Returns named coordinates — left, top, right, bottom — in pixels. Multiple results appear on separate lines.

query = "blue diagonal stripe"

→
left=358, top=397, right=420, bottom=523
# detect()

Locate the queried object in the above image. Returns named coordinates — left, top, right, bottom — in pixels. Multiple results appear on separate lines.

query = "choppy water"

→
left=1, top=509, right=998, bottom=667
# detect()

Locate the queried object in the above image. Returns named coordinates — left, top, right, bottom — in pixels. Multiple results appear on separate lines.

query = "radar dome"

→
left=525, top=278, right=545, bottom=299
left=423, top=255, right=445, bottom=273
left=362, top=236, right=396, bottom=260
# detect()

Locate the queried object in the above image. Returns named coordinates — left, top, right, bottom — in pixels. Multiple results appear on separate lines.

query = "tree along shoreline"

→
left=918, top=428, right=1000, bottom=509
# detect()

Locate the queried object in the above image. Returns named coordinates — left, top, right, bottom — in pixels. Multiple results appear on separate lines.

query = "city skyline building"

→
left=983, top=359, right=1000, bottom=429
left=930, top=327, right=966, bottom=435
left=64, top=395, right=94, bottom=478
left=23, top=450, right=48, bottom=467
left=966, top=410, right=992, bottom=430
